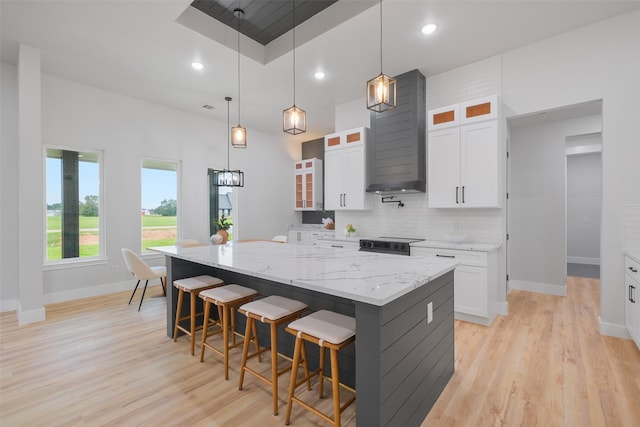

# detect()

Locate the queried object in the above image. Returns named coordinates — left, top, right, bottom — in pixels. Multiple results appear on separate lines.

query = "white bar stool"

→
left=173, top=275, right=224, bottom=355
left=199, top=284, right=260, bottom=380
left=285, top=310, right=356, bottom=427
left=238, top=295, right=310, bottom=416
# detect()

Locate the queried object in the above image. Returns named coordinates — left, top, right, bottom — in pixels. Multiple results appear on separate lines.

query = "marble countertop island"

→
left=151, top=241, right=457, bottom=306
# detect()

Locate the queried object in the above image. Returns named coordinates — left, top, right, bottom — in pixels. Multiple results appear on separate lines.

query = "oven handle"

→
left=436, top=254, right=456, bottom=258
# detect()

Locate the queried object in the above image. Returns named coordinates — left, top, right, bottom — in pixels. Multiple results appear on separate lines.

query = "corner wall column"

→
left=17, top=43, right=45, bottom=324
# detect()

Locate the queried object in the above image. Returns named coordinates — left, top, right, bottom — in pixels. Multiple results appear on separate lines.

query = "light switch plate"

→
left=427, top=302, right=433, bottom=324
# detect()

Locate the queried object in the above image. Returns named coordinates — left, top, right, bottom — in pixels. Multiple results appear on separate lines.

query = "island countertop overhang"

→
left=149, top=241, right=458, bottom=306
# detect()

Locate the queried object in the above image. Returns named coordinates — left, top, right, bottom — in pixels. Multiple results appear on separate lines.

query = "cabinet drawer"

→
left=626, top=256, right=640, bottom=281
left=412, top=247, right=487, bottom=267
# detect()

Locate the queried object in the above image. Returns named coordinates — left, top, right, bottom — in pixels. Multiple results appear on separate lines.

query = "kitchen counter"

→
left=151, top=241, right=456, bottom=427
left=413, top=240, right=501, bottom=252
left=151, top=241, right=456, bottom=306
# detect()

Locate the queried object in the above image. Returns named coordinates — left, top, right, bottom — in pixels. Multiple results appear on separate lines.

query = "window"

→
left=208, top=169, right=234, bottom=241
left=141, top=159, right=178, bottom=251
left=46, top=148, right=102, bottom=261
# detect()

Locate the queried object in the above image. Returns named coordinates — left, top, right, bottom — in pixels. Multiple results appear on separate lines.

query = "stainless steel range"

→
left=359, top=237, right=425, bottom=256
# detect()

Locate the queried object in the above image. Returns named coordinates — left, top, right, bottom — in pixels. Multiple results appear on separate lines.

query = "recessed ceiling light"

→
left=314, top=71, right=326, bottom=80
left=421, top=24, right=437, bottom=35
left=191, top=62, right=204, bottom=70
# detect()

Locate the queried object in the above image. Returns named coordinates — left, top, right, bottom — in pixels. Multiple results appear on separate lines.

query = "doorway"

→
left=507, top=100, right=602, bottom=295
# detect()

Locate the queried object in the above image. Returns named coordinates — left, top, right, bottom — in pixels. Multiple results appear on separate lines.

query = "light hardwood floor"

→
left=1, top=277, right=638, bottom=426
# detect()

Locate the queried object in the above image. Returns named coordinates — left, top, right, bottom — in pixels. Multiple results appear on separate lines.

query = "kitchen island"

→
left=151, top=241, right=457, bottom=427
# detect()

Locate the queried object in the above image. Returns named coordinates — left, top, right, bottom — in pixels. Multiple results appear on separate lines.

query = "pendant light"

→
left=231, top=8, right=247, bottom=148
left=283, top=0, right=306, bottom=134
left=366, top=0, right=396, bottom=113
left=213, top=96, right=244, bottom=187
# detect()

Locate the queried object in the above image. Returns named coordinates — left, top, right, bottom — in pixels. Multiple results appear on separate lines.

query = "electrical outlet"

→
left=427, top=302, right=433, bottom=324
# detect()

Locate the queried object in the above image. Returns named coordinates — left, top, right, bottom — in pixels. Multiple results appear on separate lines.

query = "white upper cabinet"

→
left=428, top=96, right=501, bottom=208
left=324, top=127, right=372, bottom=210
left=294, top=158, right=323, bottom=211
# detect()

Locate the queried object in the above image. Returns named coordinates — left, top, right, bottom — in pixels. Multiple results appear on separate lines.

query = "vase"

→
left=217, top=229, right=229, bottom=244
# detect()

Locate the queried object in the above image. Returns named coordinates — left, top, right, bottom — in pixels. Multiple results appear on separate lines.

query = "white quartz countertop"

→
left=626, top=250, right=640, bottom=264
left=412, top=240, right=501, bottom=252
left=150, top=241, right=457, bottom=306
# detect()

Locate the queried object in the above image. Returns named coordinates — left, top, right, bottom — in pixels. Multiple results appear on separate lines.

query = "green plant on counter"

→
left=214, top=214, right=233, bottom=231
left=346, top=223, right=356, bottom=234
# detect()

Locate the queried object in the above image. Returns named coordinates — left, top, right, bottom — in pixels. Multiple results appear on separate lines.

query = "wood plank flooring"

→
left=1, top=277, right=638, bottom=426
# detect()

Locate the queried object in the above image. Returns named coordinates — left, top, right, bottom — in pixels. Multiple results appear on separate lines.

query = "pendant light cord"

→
left=379, top=0, right=383, bottom=74
left=226, top=97, right=231, bottom=169
left=292, top=0, right=296, bottom=105
left=236, top=10, right=241, bottom=124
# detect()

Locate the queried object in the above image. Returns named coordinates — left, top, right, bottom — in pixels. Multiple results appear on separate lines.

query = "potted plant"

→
left=214, top=214, right=233, bottom=244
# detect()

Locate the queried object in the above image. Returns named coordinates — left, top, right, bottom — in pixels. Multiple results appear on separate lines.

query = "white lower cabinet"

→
left=412, top=246, right=497, bottom=325
left=455, top=265, right=488, bottom=318
left=313, top=239, right=359, bottom=250
left=625, top=256, right=640, bottom=349
left=287, top=229, right=333, bottom=246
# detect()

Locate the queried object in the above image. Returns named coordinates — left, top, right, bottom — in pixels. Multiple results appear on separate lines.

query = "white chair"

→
left=175, top=239, right=201, bottom=247
left=272, top=235, right=287, bottom=243
left=121, top=248, right=167, bottom=311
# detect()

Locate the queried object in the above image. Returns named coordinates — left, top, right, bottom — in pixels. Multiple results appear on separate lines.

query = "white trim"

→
left=1, top=298, right=18, bottom=313
left=454, top=311, right=496, bottom=326
left=509, top=279, right=567, bottom=296
left=567, top=256, right=600, bottom=265
left=42, top=279, right=160, bottom=305
left=491, top=300, right=509, bottom=316
left=17, top=302, right=46, bottom=325
left=598, top=317, right=631, bottom=339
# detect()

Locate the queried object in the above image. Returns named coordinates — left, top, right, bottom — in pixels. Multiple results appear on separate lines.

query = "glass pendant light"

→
left=232, top=8, right=247, bottom=148
left=366, top=0, right=396, bottom=113
left=283, top=0, right=306, bottom=134
left=213, top=96, right=244, bottom=187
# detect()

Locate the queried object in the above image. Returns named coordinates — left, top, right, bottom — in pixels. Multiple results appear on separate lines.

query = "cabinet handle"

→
left=344, top=193, right=347, bottom=207
left=331, top=244, right=344, bottom=248
left=462, top=186, right=465, bottom=204
left=456, top=187, right=459, bottom=204
left=630, top=285, right=636, bottom=303
left=339, top=194, right=343, bottom=207
left=436, top=254, right=456, bottom=258
left=630, top=266, right=638, bottom=273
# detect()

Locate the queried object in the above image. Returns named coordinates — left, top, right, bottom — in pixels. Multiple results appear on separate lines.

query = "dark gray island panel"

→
left=355, top=270, right=454, bottom=427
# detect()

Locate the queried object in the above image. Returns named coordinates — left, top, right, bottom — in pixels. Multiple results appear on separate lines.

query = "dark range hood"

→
left=367, top=69, right=426, bottom=194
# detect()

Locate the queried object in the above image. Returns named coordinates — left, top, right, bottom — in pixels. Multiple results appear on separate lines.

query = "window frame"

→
left=43, top=145, right=105, bottom=265
left=140, top=157, right=180, bottom=254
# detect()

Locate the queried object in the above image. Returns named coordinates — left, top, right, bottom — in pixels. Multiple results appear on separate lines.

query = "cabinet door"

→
left=294, top=172, right=304, bottom=209
left=428, top=128, right=461, bottom=207
left=303, top=171, right=314, bottom=209
left=460, top=121, right=499, bottom=208
left=454, top=265, right=488, bottom=317
left=324, top=150, right=343, bottom=210
left=342, top=145, right=366, bottom=210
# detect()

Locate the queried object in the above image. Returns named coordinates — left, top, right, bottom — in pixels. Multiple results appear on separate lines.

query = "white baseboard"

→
left=599, top=317, right=631, bottom=339
left=567, top=256, right=600, bottom=265
left=492, top=300, right=509, bottom=316
left=17, top=303, right=46, bottom=325
left=0, top=298, right=18, bottom=313
left=454, top=311, right=496, bottom=326
left=43, top=280, right=136, bottom=305
left=509, top=279, right=567, bottom=296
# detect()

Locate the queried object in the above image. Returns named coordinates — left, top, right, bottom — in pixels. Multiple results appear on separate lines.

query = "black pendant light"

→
left=231, top=8, right=247, bottom=148
left=366, top=0, right=396, bottom=113
left=213, top=96, right=244, bottom=187
left=283, top=0, right=306, bottom=134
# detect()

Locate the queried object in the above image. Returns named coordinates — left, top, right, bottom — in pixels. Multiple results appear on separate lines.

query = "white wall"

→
left=502, top=10, right=640, bottom=336
left=508, top=115, right=601, bottom=295
left=567, top=152, right=601, bottom=264
left=1, top=62, right=298, bottom=313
